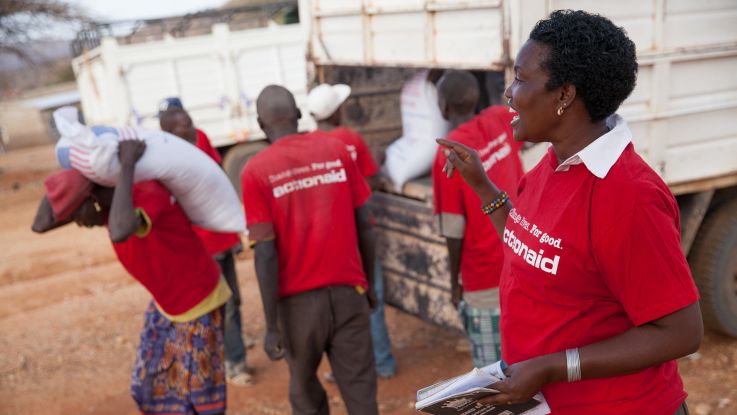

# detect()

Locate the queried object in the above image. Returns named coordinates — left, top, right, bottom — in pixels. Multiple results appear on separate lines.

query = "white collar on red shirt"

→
left=555, top=114, right=632, bottom=179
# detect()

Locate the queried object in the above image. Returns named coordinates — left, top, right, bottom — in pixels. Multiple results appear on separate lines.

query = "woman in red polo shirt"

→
left=438, top=10, right=702, bottom=415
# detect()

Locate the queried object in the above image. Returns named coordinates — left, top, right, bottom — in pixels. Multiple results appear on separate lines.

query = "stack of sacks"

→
left=53, top=106, right=245, bottom=233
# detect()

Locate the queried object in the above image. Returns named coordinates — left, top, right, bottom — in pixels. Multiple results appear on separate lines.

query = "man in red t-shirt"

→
left=242, top=85, right=379, bottom=414
left=159, top=104, right=252, bottom=385
left=432, top=71, right=524, bottom=368
left=307, top=83, right=397, bottom=380
left=32, top=140, right=230, bottom=415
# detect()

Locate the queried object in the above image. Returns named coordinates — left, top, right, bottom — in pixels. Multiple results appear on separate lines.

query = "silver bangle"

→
left=566, top=348, right=582, bottom=382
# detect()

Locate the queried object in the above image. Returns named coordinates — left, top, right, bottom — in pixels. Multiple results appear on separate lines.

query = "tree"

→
left=0, top=0, right=87, bottom=64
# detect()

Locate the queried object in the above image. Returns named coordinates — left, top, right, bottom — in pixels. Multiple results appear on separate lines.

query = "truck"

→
left=71, top=3, right=311, bottom=195
left=71, top=0, right=737, bottom=337
left=297, top=0, right=737, bottom=337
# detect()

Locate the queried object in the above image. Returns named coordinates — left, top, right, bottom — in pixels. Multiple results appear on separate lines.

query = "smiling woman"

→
left=438, top=9, right=702, bottom=415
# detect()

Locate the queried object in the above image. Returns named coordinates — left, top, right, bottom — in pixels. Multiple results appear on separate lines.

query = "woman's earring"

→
left=557, top=106, right=565, bottom=116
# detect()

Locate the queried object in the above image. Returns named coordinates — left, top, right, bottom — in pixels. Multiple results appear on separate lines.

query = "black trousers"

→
left=278, top=285, right=378, bottom=415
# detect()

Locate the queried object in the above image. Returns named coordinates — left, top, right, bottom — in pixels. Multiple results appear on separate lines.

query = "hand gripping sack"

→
left=53, top=107, right=245, bottom=233
left=382, top=70, right=451, bottom=190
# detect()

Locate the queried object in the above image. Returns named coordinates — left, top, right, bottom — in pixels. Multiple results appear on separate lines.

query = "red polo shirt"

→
left=111, top=180, right=221, bottom=315
left=321, top=127, right=379, bottom=178
left=432, top=106, right=524, bottom=291
left=241, top=132, right=371, bottom=297
left=192, top=128, right=240, bottom=254
left=500, top=117, right=698, bottom=414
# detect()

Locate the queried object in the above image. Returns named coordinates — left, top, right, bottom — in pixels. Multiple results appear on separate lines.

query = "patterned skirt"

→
left=131, top=302, right=226, bottom=415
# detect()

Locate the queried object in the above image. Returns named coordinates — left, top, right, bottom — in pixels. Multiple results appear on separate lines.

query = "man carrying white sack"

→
left=51, top=106, right=245, bottom=234
left=32, top=140, right=230, bottom=415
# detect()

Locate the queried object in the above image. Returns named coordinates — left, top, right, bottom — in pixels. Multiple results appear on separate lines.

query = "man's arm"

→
left=365, top=174, right=381, bottom=192
left=108, top=140, right=146, bottom=243
left=445, top=237, right=464, bottom=308
left=252, top=223, right=284, bottom=361
left=31, top=196, right=72, bottom=233
left=355, top=204, right=377, bottom=308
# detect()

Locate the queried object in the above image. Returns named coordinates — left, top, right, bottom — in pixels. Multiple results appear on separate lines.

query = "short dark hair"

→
left=529, top=10, right=638, bottom=122
left=438, top=70, right=479, bottom=116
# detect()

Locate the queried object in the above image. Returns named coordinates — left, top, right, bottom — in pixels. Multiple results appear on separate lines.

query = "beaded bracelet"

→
left=481, top=191, right=509, bottom=215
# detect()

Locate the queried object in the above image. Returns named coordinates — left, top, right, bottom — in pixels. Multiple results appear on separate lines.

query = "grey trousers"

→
left=216, top=250, right=247, bottom=366
left=674, top=402, right=690, bottom=415
left=278, top=285, right=378, bottom=415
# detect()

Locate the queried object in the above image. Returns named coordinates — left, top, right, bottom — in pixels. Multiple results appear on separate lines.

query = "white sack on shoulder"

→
left=53, top=107, right=245, bottom=233
left=382, top=70, right=451, bottom=190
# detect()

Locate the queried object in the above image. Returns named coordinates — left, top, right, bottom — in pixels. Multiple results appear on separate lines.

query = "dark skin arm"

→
left=437, top=137, right=704, bottom=405
left=253, top=233, right=285, bottom=361
left=355, top=204, right=378, bottom=309
left=108, top=140, right=146, bottom=243
left=365, top=174, right=381, bottom=192
left=445, top=237, right=463, bottom=308
left=436, top=139, right=512, bottom=239
left=482, top=302, right=703, bottom=405
left=31, top=196, right=73, bottom=233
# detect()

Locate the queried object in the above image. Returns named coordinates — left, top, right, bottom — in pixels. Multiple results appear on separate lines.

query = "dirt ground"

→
left=1, top=144, right=736, bottom=415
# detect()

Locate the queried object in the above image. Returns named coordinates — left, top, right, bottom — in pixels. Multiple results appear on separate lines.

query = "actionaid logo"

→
left=272, top=168, right=347, bottom=198
left=503, top=229, right=561, bottom=275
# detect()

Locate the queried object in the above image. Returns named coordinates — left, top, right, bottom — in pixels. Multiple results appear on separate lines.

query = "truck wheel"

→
left=222, top=141, right=269, bottom=199
left=689, top=197, right=737, bottom=337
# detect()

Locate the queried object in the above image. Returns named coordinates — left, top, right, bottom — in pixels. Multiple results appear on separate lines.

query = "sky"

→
left=69, top=0, right=227, bottom=22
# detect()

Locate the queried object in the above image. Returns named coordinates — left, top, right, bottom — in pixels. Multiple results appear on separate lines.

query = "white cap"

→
left=307, top=84, right=351, bottom=121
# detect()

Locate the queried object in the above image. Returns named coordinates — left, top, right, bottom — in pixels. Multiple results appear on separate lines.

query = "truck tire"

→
left=688, top=197, right=737, bottom=337
left=222, top=141, right=269, bottom=199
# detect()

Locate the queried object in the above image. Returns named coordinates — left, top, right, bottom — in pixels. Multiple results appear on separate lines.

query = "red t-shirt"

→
left=241, top=132, right=372, bottom=297
left=432, top=106, right=524, bottom=291
left=192, top=128, right=240, bottom=254
left=321, top=127, right=379, bottom=178
left=195, top=129, right=222, bottom=164
left=500, top=144, right=699, bottom=414
left=111, top=181, right=221, bottom=315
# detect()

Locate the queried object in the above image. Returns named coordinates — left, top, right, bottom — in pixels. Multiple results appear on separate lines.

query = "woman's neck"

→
left=551, top=119, right=609, bottom=162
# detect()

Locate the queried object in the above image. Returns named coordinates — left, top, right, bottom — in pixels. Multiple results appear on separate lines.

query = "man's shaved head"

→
left=159, top=108, right=184, bottom=131
left=159, top=107, right=196, bottom=144
left=437, top=70, right=480, bottom=118
left=256, top=85, right=301, bottom=139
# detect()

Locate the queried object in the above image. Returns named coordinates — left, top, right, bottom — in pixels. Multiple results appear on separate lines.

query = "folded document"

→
left=415, top=361, right=550, bottom=415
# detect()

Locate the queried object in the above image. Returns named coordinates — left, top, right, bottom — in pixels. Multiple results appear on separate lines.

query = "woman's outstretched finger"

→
left=437, top=138, right=473, bottom=158
left=444, top=159, right=455, bottom=178
left=443, top=150, right=462, bottom=178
